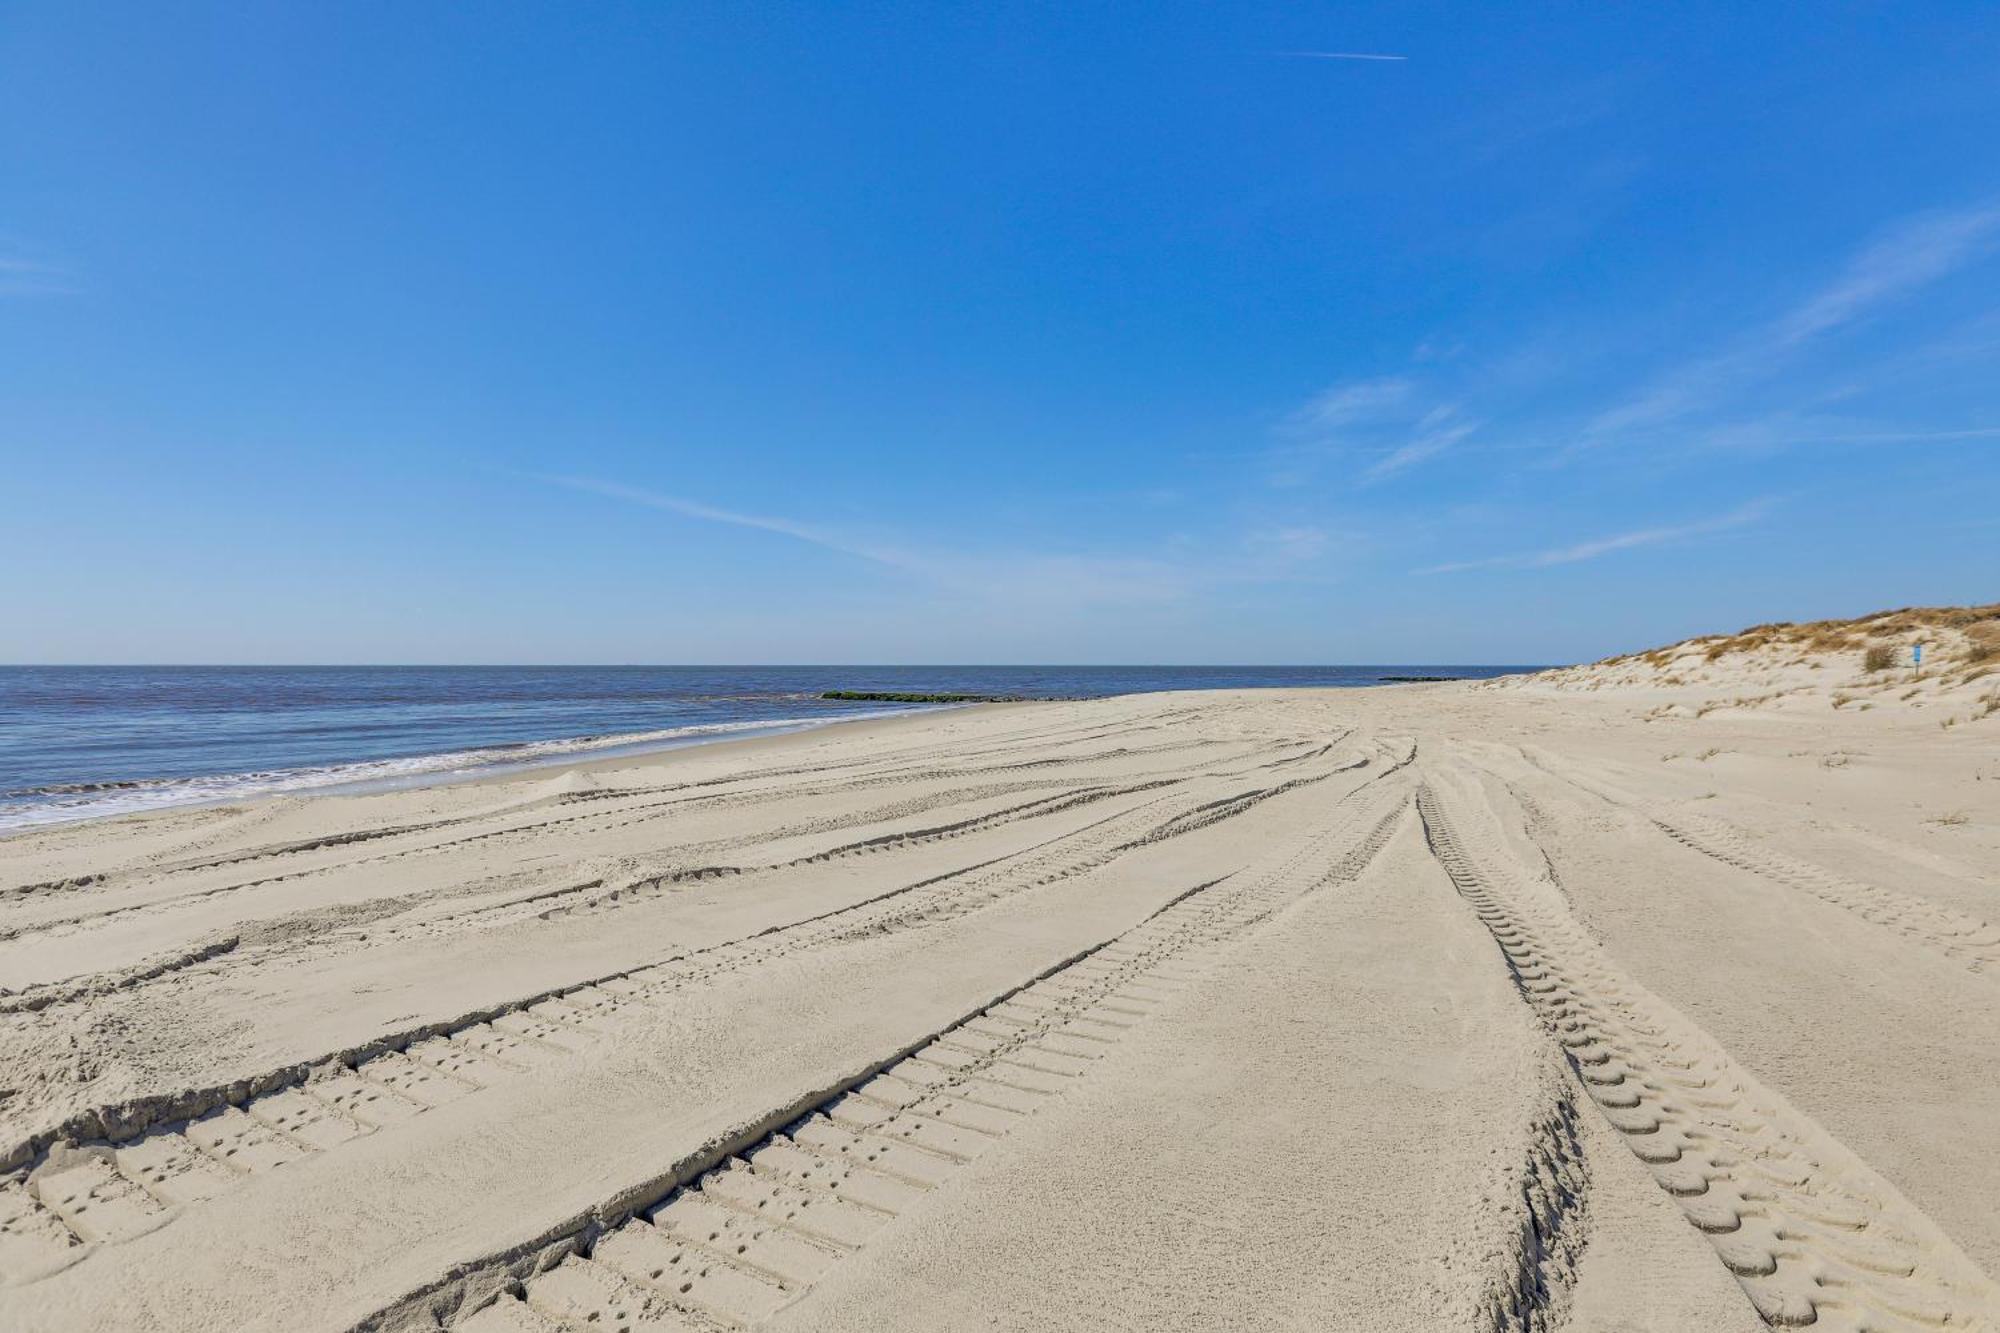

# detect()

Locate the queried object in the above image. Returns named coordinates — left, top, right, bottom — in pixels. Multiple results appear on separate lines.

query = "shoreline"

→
left=0, top=672, right=1541, bottom=837
left=0, top=703, right=955, bottom=835
left=0, top=667, right=1544, bottom=835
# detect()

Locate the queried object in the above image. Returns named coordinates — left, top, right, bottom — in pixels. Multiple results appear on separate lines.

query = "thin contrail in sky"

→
left=1282, top=51, right=1409, bottom=62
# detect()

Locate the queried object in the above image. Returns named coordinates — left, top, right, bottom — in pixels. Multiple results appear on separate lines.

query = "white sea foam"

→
left=0, top=708, right=926, bottom=833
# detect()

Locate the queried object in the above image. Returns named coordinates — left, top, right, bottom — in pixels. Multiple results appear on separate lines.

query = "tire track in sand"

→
left=0, top=714, right=1232, bottom=916
left=1418, top=770, right=2000, bottom=1331
left=0, top=772, right=1186, bottom=988
left=1522, top=750, right=2000, bottom=978
left=547, top=743, right=1380, bottom=929
left=811, top=740, right=1405, bottom=947
left=358, top=778, right=1412, bottom=1333
left=0, top=732, right=1284, bottom=964
left=0, top=745, right=1377, bottom=1266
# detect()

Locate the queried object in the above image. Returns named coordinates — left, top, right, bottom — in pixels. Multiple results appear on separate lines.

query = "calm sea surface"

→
left=0, top=665, right=1535, bottom=830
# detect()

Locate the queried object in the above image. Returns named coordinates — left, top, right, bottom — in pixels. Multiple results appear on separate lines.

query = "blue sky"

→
left=3, top=3, right=1997, bottom=664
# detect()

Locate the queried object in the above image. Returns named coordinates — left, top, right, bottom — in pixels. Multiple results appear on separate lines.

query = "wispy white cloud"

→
left=0, top=255, right=76, bottom=297
left=1582, top=202, right=2000, bottom=446
left=1362, top=409, right=1479, bottom=481
left=539, top=473, right=1331, bottom=611
left=1272, top=378, right=1475, bottom=484
left=1283, top=377, right=1414, bottom=433
left=1261, top=209, right=2000, bottom=488
left=542, top=475, right=920, bottom=571
left=1243, top=525, right=1330, bottom=562
left=1687, top=412, right=2000, bottom=454
left=1280, top=51, right=1408, bottom=62
left=1772, top=206, right=2000, bottom=348
left=1416, top=499, right=1772, bottom=574
left=1802, top=426, right=2000, bottom=443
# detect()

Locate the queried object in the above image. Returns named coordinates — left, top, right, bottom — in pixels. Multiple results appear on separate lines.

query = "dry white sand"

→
left=2, top=626, right=1997, bottom=1331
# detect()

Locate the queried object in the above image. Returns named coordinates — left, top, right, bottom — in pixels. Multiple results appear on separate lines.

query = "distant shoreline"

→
left=0, top=665, right=1543, bottom=832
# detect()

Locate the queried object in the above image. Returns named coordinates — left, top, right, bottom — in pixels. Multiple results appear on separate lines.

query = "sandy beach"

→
left=11, top=2, right=2000, bottom=1325
left=3, top=617, right=1998, bottom=1332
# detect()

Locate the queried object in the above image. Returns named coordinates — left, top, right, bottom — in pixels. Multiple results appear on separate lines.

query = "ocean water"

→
left=0, top=665, right=1533, bottom=830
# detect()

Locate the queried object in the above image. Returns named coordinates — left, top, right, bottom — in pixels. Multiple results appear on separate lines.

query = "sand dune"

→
left=2, top=633, right=1997, bottom=1330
